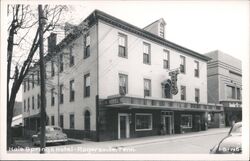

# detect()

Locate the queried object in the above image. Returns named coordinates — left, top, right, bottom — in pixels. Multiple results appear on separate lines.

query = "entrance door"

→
left=164, top=116, right=172, bottom=134
left=118, top=114, right=130, bottom=139
left=194, top=115, right=201, bottom=131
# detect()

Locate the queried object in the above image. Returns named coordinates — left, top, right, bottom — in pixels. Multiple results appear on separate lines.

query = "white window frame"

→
left=135, top=113, right=153, bottom=131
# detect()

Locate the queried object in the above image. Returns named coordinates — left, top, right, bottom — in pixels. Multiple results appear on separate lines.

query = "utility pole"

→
left=57, top=53, right=60, bottom=127
left=38, top=5, right=47, bottom=154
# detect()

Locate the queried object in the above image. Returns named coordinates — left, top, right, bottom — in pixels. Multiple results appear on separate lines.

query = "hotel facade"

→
left=22, top=10, right=223, bottom=141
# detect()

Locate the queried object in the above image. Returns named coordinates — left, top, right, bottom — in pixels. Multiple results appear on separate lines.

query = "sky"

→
left=7, top=0, right=249, bottom=101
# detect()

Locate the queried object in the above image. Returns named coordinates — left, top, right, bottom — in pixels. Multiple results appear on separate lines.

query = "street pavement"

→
left=10, top=127, right=230, bottom=154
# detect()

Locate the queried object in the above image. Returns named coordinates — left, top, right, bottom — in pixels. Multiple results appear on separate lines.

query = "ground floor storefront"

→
left=98, top=107, right=209, bottom=141
left=224, top=107, right=242, bottom=127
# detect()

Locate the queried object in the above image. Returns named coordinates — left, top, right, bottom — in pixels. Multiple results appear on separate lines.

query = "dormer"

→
left=143, top=18, right=166, bottom=39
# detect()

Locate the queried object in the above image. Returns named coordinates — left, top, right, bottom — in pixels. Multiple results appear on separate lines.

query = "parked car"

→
left=32, top=126, right=68, bottom=146
left=210, top=122, right=242, bottom=154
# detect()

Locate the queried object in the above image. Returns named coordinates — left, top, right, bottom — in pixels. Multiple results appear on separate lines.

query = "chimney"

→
left=48, top=33, right=57, bottom=54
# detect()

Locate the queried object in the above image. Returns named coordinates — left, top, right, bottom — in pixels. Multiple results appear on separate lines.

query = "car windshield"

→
left=230, top=123, right=242, bottom=134
left=45, top=126, right=62, bottom=132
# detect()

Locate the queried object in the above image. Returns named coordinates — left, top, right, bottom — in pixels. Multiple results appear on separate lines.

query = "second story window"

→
left=51, top=61, right=55, bottom=77
left=69, top=47, right=74, bottom=67
left=59, top=54, right=63, bottom=73
left=163, top=50, right=170, bottom=69
left=118, top=33, right=127, bottom=58
left=195, top=88, right=200, bottom=103
left=70, top=80, right=75, bottom=101
left=180, top=56, right=186, bottom=74
left=51, top=116, right=55, bottom=125
left=144, top=79, right=151, bottom=97
left=84, top=74, right=90, bottom=97
left=119, top=74, right=128, bottom=95
left=84, top=34, right=90, bottom=58
left=60, top=84, right=64, bottom=104
left=237, top=88, right=241, bottom=100
left=143, top=43, right=151, bottom=65
left=37, top=94, right=40, bottom=109
left=181, top=86, right=186, bottom=100
left=194, top=61, right=199, bottom=77
left=227, top=85, right=235, bottom=99
left=51, top=88, right=55, bottom=106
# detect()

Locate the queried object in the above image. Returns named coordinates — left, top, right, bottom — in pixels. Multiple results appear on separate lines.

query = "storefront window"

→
left=135, top=114, right=152, bottom=131
left=181, top=115, right=192, bottom=128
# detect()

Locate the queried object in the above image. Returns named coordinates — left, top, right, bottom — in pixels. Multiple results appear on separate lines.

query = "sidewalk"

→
left=14, top=127, right=230, bottom=150
left=67, top=127, right=230, bottom=149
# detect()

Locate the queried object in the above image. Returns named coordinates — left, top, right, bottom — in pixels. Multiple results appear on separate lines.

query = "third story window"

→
left=32, top=74, right=34, bottom=88
left=118, top=33, right=127, bottom=58
left=163, top=50, right=170, bottom=69
left=51, top=61, right=55, bottom=77
left=194, top=61, right=199, bottom=77
left=119, top=74, right=128, bottom=95
left=143, top=43, right=151, bottom=64
left=180, top=56, right=186, bottom=74
left=84, top=74, right=90, bottom=97
left=84, top=34, right=90, bottom=58
left=69, top=47, right=74, bottom=66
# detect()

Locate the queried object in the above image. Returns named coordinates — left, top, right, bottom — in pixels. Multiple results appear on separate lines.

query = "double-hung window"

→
left=60, top=84, right=64, bottom=104
left=51, top=116, right=55, bottom=125
left=181, top=86, right=186, bottom=100
left=194, top=61, right=199, bottom=77
left=70, top=80, right=75, bottom=101
left=27, top=78, right=30, bottom=91
left=163, top=50, right=170, bottom=69
left=23, top=81, right=26, bottom=92
left=84, top=74, right=90, bottom=97
left=69, top=47, right=74, bottom=66
left=143, top=43, right=151, bottom=64
left=144, top=79, right=151, bottom=97
left=37, top=70, right=40, bottom=85
left=84, top=34, right=90, bottom=58
left=24, top=100, right=26, bottom=112
left=60, top=115, right=64, bottom=128
left=195, top=88, right=200, bottom=103
left=28, top=98, right=30, bottom=111
left=119, top=74, right=128, bottom=95
left=118, top=33, right=127, bottom=58
left=51, top=88, right=55, bottom=106
left=180, top=56, right=186, bottom=74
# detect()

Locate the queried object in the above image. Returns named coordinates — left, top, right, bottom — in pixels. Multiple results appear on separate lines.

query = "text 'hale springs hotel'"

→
left=22, top=10, right=224, bottom=141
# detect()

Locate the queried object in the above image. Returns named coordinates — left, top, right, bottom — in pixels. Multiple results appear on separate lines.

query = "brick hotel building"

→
left=22, top=10, right=223, bottom=141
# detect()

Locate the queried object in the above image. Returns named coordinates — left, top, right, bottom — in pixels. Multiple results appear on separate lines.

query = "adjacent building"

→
left=206, top=50, right=242, bottom=127
left=22, top=10, right=223, bottom=141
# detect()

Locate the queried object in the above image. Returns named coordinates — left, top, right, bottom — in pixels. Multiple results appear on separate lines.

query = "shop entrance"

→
left=194, top=115, right=201, bottom=131
left=163, top=115, right=173, bottom=134
left=118, top=113, right=130, bottom=139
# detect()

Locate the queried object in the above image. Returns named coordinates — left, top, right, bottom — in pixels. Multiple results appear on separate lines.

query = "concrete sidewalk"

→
left=68, top=127, right=230, bottom=149
left=14, top=127, right=230, bottom=149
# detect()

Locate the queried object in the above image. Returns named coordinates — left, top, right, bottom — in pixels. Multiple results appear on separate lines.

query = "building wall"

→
left=206, top=50, right=242, bottom=103
left=98, top=20, right=208, bottom=104
left=22, top=24, right=98, bottom=131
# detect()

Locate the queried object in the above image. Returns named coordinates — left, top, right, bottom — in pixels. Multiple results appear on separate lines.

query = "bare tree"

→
left=7, top=4, right=67, bottom=149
